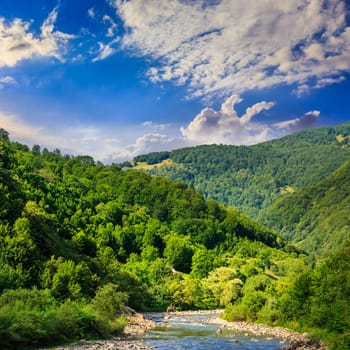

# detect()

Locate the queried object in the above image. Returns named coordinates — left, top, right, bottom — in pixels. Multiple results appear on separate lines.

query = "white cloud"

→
left=103, top=15, right=118, bottom=37
left=0, top=111, right=46, bottom=142
left=293, top=75, right=346, bottom=96
left=0, top=8, right=74, bottom=67
left=0, top=98, right=320, bottom=163
left=181, top=95, right=275, bottom=145
left=105, top=133, right=186, bottom=163
left=92, top=38, right=119, bottom=62
left=88, top=8, right=96, bottom=19
left=87, top=10, right=119, bottom=61
left=0, top=76, right=16, bottom=89
left=142, top=120, right=169, bottom=131
left=315, top=77, right=346, bottom=89
left=114, top=0, right=350, bottom=98
left=273, top=110, right=320, bottom=133
left=181, top=95, right=319, bottom=145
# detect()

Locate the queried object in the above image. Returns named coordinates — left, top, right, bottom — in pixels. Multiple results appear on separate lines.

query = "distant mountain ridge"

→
left=132, top=121, right=350, bottom=219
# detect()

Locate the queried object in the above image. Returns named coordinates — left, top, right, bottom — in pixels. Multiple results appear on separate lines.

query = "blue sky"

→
left=0, top=0, right=349, bottom=162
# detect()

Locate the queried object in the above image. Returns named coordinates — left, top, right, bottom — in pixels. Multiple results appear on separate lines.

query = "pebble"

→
left=43, top=339, right=153, bottom=350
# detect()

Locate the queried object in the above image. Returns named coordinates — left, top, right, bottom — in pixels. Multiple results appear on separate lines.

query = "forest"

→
left=134, top=122, right=350, bottom=219
left=261, top=158, right=350, bottom=255
left=0, top=128, right=349, bottom=349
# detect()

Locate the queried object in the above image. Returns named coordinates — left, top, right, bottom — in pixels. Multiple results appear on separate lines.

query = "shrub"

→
left=223, top=303, right=249, bottom=321
left=0, top=288, right=119, bottom=349
left=90, top=283, right=128, bottom=321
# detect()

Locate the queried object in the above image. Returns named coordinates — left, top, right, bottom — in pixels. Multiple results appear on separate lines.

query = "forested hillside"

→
left=261, top=158, right=350, bottom=255
left=0, top=129, right=299, bottom=348
left=133, top=122, right=350, bottom=218
left=0, top=129, right=349, bottom=349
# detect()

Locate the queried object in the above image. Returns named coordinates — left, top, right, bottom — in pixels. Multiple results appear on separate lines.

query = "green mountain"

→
left=0, top=130, right=303, bottom=348
left=1, top=129, right=349, bottom=349
left=130, top=123, right=350, bottom=348
left=261, top=158, right=350, bottom=255
left=132, top=122, right=350, bottom=219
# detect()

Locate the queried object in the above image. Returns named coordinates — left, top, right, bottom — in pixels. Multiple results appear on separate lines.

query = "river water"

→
left=139, top=313, right=284, bottom=350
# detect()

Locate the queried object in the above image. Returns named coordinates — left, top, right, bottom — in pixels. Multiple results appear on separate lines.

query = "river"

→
left=138, top=312, right=285, bottom=349
left=43, top=311, right=317, bottom=349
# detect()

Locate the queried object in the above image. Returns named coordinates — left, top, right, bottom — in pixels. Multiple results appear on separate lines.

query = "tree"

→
left=41, top=257, right=95, bottom=300
left=4, top=218, right=38, bottom=270
left=0, top=129, right=9, bottom=141
left=190, top=248, right=215, bottom=279
left=204, top=267, right=242, bottom=307
left=164, top=235, right=194, bottom=273
left=31, top=144, right=41, bottom=156
left=90, top=283, right=128, bottom=320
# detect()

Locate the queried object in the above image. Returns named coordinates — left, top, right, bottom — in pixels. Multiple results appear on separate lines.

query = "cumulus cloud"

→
left=273, top=111, right=320, bottom=133
left=0, top=8, right=74, bottom=67
left=181, top=95, right=275, bottom=145
left=105, top=133, right=185, bottom=163
left=114, top=0, right=350, bottom=98
left=0, top=97, right=320, bottom=163
left=181, top=95, right=319, bottom=145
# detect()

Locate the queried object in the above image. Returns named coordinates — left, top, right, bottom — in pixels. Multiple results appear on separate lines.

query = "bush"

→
left=108, top=315, right=128, bottom=334
left=223, top=303, right=249, bottom=321
left=90, top=283, right=128, bottom=321
left=52, top=300, right=108, bottom=341
left=0, top=288, right=58, bottom=348
left=0, top=288, right=125, bottom=349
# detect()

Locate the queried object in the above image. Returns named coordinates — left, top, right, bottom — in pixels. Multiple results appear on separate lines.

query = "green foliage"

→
left=204, top=267, right=243, bottom=307
left=190, top=248, right=215, bottom=278
left=164, top=235, right=194, bottom=273
left=89, top=283, right=128, bottom=331
left=224, top=242, right=350, bottom=349
left=135, top=122, right=350, bottom=221
left=0, top=288, right=112, bottom=349
left=262, top=159, right=350, bottom=254
left=41, top=256, right=96, bottom=300
left=168, top=277, right=205, bottom=310
left=223, top=273, right=275, bottom=322
left=134, top=151, right=170, bottom=165
left=1, top=129, right=347, bottom=349
left=277, top=242, right=350, bottom=348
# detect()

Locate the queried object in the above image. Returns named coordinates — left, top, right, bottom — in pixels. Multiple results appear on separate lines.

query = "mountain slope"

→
left=1, top=131, right=348, bottom=349
left=1, top=137, right=286, bottom=275
left=261, top=158, right=350, bottom=255
left=132, top=122, right=350, bottom=218
left=0, top=131, right=307, bottom=347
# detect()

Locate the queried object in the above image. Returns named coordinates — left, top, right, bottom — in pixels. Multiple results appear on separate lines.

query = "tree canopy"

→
left=0, top=129, right=349, bottom=349
left=133, top=122, right=350, bottom=220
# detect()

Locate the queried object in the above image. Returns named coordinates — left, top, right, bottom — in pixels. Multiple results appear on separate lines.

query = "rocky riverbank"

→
left=205, top=313, right=326, bottom=350
left=42, top=310, right=327, bottom=350
left=46, top=338, right=152, bottom=350
left=144, top=310, right=327, bottom=350
left=41, top=313, right=155, bottom=350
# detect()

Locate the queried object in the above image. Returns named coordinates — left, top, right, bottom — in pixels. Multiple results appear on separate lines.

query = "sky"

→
left=0, top=0, right=349, bottom=163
